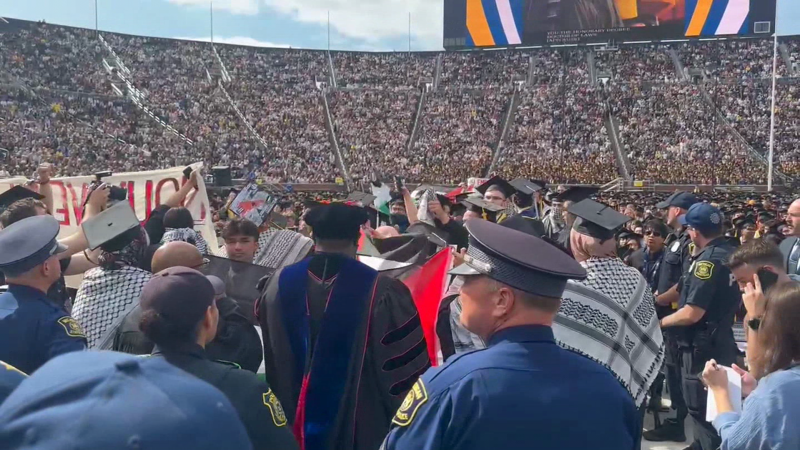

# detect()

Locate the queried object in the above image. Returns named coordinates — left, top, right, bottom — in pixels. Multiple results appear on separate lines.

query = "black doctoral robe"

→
left=256, top=253, right=430, bottom=450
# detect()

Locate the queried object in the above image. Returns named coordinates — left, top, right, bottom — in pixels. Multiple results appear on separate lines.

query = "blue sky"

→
left=1, top=0, right=798, bottom=51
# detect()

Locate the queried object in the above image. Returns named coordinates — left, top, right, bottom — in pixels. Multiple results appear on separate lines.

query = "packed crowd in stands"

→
left=495, top=85, right=617, bottom=184
left=3, top=19, right=800, bottom=186
left=609, top=83, right=768, bottom=184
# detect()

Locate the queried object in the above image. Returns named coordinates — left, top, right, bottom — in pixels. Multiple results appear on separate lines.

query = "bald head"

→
left=151, top=241, right=204, bottom=274
left=788, top=199, right=800, bottom=237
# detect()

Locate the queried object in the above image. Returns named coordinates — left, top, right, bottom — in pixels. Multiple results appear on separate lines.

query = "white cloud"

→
left=174, top=35, right=291, bottom=47
left=168, top=0, right=260, bottom=15
left=263, top=0, right=443, bottom=48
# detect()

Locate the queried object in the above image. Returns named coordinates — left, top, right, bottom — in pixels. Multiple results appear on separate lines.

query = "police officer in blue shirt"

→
left=381, top=219, right=640, bottom=450
left=660, top=203, right=741, bottom=450
left=0, top=215, right=87, bottom=374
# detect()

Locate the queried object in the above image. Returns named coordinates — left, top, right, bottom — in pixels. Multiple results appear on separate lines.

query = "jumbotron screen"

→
left=442, top=0, right=777, bottom=49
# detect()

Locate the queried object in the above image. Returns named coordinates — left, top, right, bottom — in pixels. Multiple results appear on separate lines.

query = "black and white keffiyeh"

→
left=554, top=257, right=665, bottom=406
left=219, top=229, right=312, bottom=270
left=72, top=265, right=152, bottom=348
left=160, top=227, right=210, bottom=254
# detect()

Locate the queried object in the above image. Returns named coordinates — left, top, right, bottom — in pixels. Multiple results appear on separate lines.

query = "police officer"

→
left=381, top=219, right=639, bottom=450
left=644, top=191, right=698, bottom=443
left=138, top=266, right=298, bottom=450
left=660, top=203, right=741, bottom=450
left=0, top=215, right=87, bottom=374
left=0, top=351, right=252, bottom=450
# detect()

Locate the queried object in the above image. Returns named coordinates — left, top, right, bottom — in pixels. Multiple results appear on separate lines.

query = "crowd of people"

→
left=495, top=84, right=617, bottom=184
left=4, top=19, right=800, bottom=187
left=3, top=168, right=800, bottom=449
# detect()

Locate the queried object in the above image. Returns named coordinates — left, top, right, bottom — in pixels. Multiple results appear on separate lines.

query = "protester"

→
left=71, top=225, right=152, bottom=348
left=558, top=200, right=664, bottom=408
left=256, top=203, right=430, bottom=450
left=0, top=351, right=252, bottom=450
left=702, top=281, right=800, bottom=450
left=383, top=219, right=639, bottom=450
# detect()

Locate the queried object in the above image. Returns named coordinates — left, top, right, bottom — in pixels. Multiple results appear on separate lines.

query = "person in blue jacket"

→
left=381, top=219, right=640, bottom=450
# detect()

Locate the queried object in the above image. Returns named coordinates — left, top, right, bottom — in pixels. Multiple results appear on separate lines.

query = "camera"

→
left=85, top=171, right=127, bottom=206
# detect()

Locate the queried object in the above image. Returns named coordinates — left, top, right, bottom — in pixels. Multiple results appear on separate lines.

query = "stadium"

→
left=0, top=0, right=797, bottom=194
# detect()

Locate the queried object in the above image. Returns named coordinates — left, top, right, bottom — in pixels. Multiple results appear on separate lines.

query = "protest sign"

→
left=0, top=163, right=219, bottom=254
left=229, top=183, right=279, bottom=227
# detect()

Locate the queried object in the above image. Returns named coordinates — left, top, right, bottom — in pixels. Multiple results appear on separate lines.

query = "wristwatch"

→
left=746, top=317, right=762, bottom=331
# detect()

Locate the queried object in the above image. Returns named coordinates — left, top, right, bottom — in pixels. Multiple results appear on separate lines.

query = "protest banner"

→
left=0, top=162, right=219, bottom=255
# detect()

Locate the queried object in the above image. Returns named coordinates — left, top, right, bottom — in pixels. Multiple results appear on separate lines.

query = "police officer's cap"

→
left=568, top=199, right=632, bottom=241
left=656, top=191, right=699, bottom=210
left=0, top=215, right=67, bottom=276
left=0, top=351, right=251, bottom=450
left=305, top=203, right=368, bottom=241
left=450, top=219, right=586, bottom=298
left=679, top=203, right=724, bottom=234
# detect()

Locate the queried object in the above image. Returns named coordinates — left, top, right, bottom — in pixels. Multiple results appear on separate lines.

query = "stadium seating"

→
left=1, top=18, right=798, bottom=185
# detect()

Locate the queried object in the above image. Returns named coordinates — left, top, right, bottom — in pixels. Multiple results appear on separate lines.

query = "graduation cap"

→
left=733, top=216, right=756, bottom=229
left=346, top=192, right=376, bottom=207
left=476, top=176, right=517, bottom=198
left=435, top=193, right=453, bottom=208
left=509, top=178, right=542, bottom=196
left=530, top=180, right=548, bottom=191
left=568, top=199, right=632, bottom=241
left=555, top=186, right=599, bottom=204
left=305, top=203, right=368, bottom=241
left=81, top=201, right=141, bottom=251
left=463, top=197, right=504, bottom=222
left=618, top=230, right=642, bottom=241
left=0, top=186, right=45, bottom=212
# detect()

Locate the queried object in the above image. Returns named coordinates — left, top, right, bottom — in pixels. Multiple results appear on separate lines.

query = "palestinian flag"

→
left=359, top=231, right=452, bottom=365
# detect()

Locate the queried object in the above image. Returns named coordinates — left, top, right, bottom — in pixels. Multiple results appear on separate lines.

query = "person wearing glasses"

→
left=702, top=281, right=800, bottom=450
left=659, top=203, right=742, bottom=450
left=141, top=267, right=299, bottom=450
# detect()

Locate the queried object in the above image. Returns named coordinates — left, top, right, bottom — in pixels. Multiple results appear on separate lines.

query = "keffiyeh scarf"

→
left=219, top=229, right=312, bottom=270
left=72, top=265, right=152, bottom=348
left=160, top=227, right=210, bottom=254
left=554, top=257, right=665, bottom=406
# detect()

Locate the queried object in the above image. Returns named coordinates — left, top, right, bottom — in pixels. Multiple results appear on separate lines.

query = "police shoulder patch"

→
left=392, top=379, right=428, bottom=427
left=263, top=389, right=287, bottom=427
left=694, top=261, right=714, bottom=280
left=57, top=316, right=86, bottom=338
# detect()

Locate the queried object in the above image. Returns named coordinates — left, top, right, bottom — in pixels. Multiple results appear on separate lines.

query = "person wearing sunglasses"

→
left=702, top=281, right=800, bottom=450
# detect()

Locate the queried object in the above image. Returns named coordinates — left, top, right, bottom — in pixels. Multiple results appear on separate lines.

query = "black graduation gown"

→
left=256, top=253, right=430, bottom=450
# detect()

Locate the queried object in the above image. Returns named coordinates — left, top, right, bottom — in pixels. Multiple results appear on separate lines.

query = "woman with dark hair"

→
left=703, top=281, right=800, bottom=449
left=160, top=206, right=210, bottom=254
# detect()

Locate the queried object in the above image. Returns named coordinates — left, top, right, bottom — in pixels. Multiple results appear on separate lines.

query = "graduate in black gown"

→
left=256, top=203, right=430, bottom=450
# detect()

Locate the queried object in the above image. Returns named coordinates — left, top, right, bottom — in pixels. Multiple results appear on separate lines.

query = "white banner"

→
left=0, top=163, right=219, bottom=254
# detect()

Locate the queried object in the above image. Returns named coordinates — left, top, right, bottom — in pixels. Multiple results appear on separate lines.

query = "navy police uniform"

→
left=0, top=361, right=26, bottom=404
left=382, top=219, right=639, bottom=450
left=0, top=351, right=252, bottom=450
left=0, top=215, right=87, bottom=374
left=674, top=204, right=741, bottom=450
left=153, top=343, right=299, bottom=450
